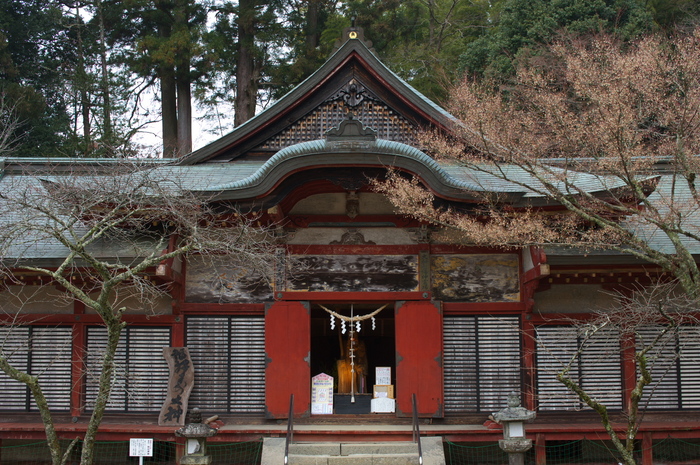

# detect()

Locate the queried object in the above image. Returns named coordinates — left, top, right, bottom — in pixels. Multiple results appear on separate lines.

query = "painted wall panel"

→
left=287, top=255, right=419, bottom=292
left=431, top=254, right=519, bottom=302
left=185, top=255, right=273, bottom=303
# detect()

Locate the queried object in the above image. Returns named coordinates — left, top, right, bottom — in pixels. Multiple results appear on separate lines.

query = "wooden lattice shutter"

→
left=636, top=326, right=700, bottom=409
left=637, top=326, right=679, bottom=409
left=536, top=326, right=623, bottom=411
left=0, top=326, right=72, bottom=411
left=443, top=316, right=521, bottom=413
left=678, top=327, right=700, bottom=408
left=85, top=326, right=170, bottom=412
left=186, top=316, right=266, bottom=414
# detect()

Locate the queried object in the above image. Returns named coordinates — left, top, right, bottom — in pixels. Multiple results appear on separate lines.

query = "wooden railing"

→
left=412, top=393, right=423, bottom=465
left=284, top=394, right=294, bottom=465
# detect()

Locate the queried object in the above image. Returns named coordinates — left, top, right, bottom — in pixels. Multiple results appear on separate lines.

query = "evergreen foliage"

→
left=0, top=0, right=698, bottom=157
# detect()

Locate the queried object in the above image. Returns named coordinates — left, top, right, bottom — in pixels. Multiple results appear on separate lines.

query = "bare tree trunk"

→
left=235, top=0, right=258, bottom=126
left=305, top=0, right=320, bottom=53
left=175, top=0, right=192, bottom=156
left=74, top=5, right=91, bottom=154
left=161, top=63, right=178, bottom=157
left=176, top=75, right=192, bottom=155
left=80, top=316, right=125, bottom=465
left=96, top=0, right=113, bottom=154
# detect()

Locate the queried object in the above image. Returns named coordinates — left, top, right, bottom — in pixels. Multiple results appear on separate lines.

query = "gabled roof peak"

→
left=178, top=24, right=456, bottom=166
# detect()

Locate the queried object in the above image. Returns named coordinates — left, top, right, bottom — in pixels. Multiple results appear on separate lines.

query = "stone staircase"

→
left=261, top=437, right=446, bottom=465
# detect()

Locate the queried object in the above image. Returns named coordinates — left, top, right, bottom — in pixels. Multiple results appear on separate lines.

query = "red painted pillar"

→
left=535, top=433, right=547, bottom=465
left=171, top=316, right=185, bottom=348
left=175, top=437, right=185, bottom=464
left=265, top=301, right=310, bottom=418
left=395, top=300, right=443, bottom=417
left=621, top=333, right=637, bottom=412
left=642, top=432, right=653, bottom=465
left=522, top=317, right=537, bottom=411
left=71, top=322, right=86, bottom=418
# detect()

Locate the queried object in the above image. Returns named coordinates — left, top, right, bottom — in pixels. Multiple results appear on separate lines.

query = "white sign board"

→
left=371, top=397, right=396, bottom=413
left=129, top=438, right=154, bottom=457
left=311, top=373, right=334, bottom=415
left=376, top=367, right=391, bottom=385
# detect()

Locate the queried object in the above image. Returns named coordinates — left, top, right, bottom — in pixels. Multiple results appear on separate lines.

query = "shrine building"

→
left=1, top=26, right=699, bottom=465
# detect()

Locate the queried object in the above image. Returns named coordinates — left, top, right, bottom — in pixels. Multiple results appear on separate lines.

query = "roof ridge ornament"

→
left=334, top=19, right=374, bottom=51
left=325, top=113, right=377, bottom=143
left=327, top=78, right=378, bottom=107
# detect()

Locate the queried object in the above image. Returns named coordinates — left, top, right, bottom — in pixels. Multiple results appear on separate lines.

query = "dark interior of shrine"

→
left=310, top=303, right=396, bottom=393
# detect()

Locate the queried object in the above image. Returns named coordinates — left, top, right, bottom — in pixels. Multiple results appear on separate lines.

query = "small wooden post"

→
left=71, top=321, right=86, bottom=418
left=641, top=432, right=653, bottom=465
left=175, top=437, right=185, bottom=465
left=535, top=434, right=547, bottom=465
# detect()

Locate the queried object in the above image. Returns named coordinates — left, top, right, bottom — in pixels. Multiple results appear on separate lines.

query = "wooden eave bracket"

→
left=155, top=261, right=184, bottom=285
left=522, top=247, right=550, bottom=313
left=523, top=246, right=550, bottom=285
left=155, top=236, right=185, bottom=285
left=523, top=263, right=551, bottom=284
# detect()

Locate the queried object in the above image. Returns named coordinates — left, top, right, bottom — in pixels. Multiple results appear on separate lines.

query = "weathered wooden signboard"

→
left=287, top=255, right=419, bottom=292
left=185, top=256, right=273, bottom=303
left=431, top=254, right=520, bottom=302
left=159, top=347, right=195, bottom=426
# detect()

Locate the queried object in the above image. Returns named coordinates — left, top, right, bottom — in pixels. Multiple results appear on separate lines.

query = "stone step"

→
left=288, top=443, right=341, bottom=456
left=261, top=436, right=446, bottom=465
left=341, top=442, right=418, bottom=456
left=289, top=453, right=420, bottom=465
left=288, top=442, right=421, bottom=465
left=289, top=442, right=418, bottom=456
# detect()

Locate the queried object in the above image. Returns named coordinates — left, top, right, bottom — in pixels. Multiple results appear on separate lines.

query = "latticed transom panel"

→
left=258, top=99, right=418, bottom=151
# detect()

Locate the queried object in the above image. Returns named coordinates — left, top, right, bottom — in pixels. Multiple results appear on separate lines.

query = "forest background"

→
left=2, top=0, right=699, bottom=159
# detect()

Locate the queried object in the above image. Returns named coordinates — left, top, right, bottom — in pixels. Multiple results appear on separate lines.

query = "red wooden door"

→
left=265, top=301, right=310, bottom=418
left=395, top=300, right=444, bottom=417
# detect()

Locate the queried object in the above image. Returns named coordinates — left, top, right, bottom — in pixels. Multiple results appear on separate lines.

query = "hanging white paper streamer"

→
left=330, top=314, right=335, bottom=330
left=371, top=316, right=376, bottom=330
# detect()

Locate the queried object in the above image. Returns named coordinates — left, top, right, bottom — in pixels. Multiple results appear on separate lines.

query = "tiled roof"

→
left=2, top=155, right=698, bottom=260
left=0, top=171, right=166, bottom=262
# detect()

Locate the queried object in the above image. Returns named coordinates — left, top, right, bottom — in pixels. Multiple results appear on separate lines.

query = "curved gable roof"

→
left=178, top=29, right=457, bottom=165
left=189, top=138, right=515, bottom=203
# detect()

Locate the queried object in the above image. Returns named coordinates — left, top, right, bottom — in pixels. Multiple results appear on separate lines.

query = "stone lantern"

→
left=175, top=408, right=218, bottom=465
left=493, top=391, right=536, bottom=465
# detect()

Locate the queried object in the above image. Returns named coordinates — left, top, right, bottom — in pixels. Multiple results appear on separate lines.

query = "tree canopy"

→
left=1, top=0, right=698, bottom=158
left=376, top=29, right=700, bottom=294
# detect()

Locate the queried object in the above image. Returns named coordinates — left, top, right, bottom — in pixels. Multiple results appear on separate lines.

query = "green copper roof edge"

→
left=205, top=138, right=483, bottom=193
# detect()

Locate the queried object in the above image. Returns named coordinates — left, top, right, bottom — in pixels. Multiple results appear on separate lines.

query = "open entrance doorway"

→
left=310, top=302, right=395, bottom=414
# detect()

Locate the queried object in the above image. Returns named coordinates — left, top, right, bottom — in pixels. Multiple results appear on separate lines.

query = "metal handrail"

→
left=412, top=393, right=423, bottom=465
left=284, top=394, right=294, bottom=465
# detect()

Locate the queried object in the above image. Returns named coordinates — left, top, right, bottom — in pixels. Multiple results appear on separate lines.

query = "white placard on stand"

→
left=129, top=438, right=153, bottom=465
left=376, top=367, right=391, bottom=385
